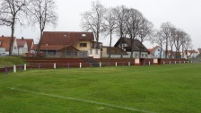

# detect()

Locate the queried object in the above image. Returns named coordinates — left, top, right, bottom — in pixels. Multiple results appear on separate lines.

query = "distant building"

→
left=38, top=31, right=102, bottom=58
left=114, top=37, right=149, bottom=58
left=0, top=36, right=18, bottom=55
left=148, top=46, right=165, bottom=58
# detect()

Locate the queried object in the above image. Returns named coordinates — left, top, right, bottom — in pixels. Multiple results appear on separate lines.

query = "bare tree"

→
left=27, top=0, right=58, bottom=53
left=81, top=0, right=105, bottom=48
left=113, top=5, right=127, bottom=58
left=138, top=18, right=153, bottom=58
left=124, top=8, right=143, bottom=58
left=150, top=30, right=164, bottom=58
left=173, top=29, right=187, bottom=58
left=169, top=26, right=176, bottom=58
left=160, top=22, right=173, bottom=58
left=0, top=0, right=26, bottom=55
left=102, top=8, right=117, bottom=58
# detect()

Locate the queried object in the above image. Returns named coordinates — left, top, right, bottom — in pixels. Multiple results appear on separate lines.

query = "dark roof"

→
left=40, top=31, right=94, bottom=50
left=114, top=37, right=149, bottom=52
left=104, top=46, right=128, bottom=55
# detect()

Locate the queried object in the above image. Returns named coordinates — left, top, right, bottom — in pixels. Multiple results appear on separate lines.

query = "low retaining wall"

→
left=0, top=58, right=191, bottom=74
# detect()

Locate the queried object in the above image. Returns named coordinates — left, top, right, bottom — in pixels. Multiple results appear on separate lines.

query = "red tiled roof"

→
left=186, top=50, right=198, bottom=53
left=148, top=46, right=159, bottom=55
left=0, top=36, right=16, bottom=51
left=16, top=39, right=26, bottom=47
left=40, top=31, right=94, bottom=50
left=32, top=44, right=38, bottom=50
left=25, top=39, right=34, bottom=51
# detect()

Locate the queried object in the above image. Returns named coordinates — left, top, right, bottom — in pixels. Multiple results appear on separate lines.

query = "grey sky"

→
left=1, top=0, right=201, bottom=49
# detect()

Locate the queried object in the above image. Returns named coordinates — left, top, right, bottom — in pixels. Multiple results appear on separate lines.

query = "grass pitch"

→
left=0, top=64, right=201, bottom=113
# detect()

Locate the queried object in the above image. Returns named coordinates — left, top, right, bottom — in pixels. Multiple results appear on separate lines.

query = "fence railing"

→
left=0, top=60, right=193, bottom=75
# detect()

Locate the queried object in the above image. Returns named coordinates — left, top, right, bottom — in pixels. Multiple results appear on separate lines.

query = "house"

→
left=102, top=46, right=128, bottom=58
left=16, top=38, right=28, bottom=55
left=148, top=46, right=165, bottom=58
left=25, top=39, right=34, bottom=52
left=184, top=50, right=198, bottom=58
left=0, top=36, right=18, bottom=55
left=114, top=37, right=149, bottom=58
left=38, top=31, right=102, bottom=58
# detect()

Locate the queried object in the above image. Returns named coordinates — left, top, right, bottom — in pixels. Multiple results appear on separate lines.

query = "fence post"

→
left=5, top=67, right=8, bottom=75
left=24, top=64, right=26, bottom=71
left=184, top=61, right=185, bottom=63
left=80, top=63, right=82, bottom=68
left=38, top=64, right=41, bottom=69
left=99, top=62, right=102, bottom=67
left=20, top=65, right=22, bottom=71
left=67, top=63, right=69, bottom=68
left=115, top=62, right=117, bottom=67
left=54, top=63, right=56, bottom=69
left=13, top=65, right=16, bottom=73
left=128, top=62, right=130, bottom=66
left=175, top=61, right=177, bottom=64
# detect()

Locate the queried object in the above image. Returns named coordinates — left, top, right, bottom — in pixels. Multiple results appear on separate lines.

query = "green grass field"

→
left=0, top=64, right=201, bottom=113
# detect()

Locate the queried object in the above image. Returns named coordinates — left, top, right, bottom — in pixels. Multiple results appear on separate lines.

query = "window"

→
left=80, top=43, right=87, bottom=47
left=82, top=34, right=86, bottom=37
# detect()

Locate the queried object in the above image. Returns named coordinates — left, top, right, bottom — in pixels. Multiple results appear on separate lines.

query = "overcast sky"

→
left=1, top=0, right=201, bottom=49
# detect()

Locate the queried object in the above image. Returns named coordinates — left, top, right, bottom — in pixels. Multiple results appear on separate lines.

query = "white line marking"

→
left=9, top=87, right=157, bottom=113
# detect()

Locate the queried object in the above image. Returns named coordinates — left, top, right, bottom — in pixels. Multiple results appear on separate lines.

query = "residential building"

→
left=114, top=38, right=149, bottom=58
left=38, top=31, right=102, bottom=58
left=0, top=36, right=18, bottom=55
left=16, top=38, right=28, bottom=55
left=102, top=46, right=128, bottom=58
left=184, top=50, right=198, bottom=58
left=148, top=46, right=165, bottom=58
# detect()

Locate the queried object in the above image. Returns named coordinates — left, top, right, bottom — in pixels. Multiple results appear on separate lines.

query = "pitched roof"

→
left=25, top=39, right=34, bottom=51
left=114, top=38, right=149, bottom=52
left=148, top=46, right=159, bottom=55
left=0, top=36, right=16, bottom=51
left=186, top=50, right=198, bottom=53
left=104, top=46, right=128, bottom=55
left=16, top=39, right=26, bottom=47
left=40, top=31, right=94, bottom=50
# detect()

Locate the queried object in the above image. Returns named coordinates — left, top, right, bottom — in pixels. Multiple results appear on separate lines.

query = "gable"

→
left=114, top=37, right=149, bottom=52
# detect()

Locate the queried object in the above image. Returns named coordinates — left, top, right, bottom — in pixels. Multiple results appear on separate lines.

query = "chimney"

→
left=21, top=37, right=24, bottom=40
left=2, top=35, right=4, bottom=37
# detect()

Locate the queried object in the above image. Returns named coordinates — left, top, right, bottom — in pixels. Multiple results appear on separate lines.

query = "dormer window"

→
left=82, top=34, right=86, bottom=37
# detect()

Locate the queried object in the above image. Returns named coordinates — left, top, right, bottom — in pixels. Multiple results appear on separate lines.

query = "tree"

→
left=102, top=8, right=117, bottom=58
left=138, top=18, right=153, bottom=58
left=173, top=29, right=187, bottom=58
left=160, top=22, right=173, bottom=58
left=27, top=0, right=58, bottom=53
left=169, top=26, right=176, bottom=58
left=0, top=0, right=27, bottom=55
left=150, top=30, right=164, bottom=58
left=113, top=5, right=127, bottom=58
left=124, top=8, right=143, bottom=58
left=81, top=0, right=105, bottom=48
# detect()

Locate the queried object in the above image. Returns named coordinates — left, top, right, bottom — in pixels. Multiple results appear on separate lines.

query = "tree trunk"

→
left=108, top=32, right=112, bottom=58
left=9, top=23, right=15, bottom=56
left=130, top=38, right=134, bottom=58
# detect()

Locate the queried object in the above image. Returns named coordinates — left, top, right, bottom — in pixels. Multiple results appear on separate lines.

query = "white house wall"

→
left=12, top=39, right=18, bottom=55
